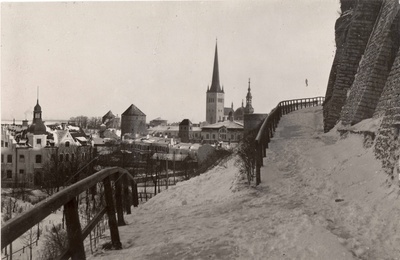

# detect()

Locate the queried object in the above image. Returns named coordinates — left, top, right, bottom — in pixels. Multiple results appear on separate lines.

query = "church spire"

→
left=245, top=78, right=254, bottom=114
left=209, top=41, right=222, bottom=92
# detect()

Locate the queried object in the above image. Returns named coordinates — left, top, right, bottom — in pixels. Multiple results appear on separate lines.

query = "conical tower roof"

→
left=209, top=42, right=223, bottom=93
left=122, top=104, right=146, bottom=116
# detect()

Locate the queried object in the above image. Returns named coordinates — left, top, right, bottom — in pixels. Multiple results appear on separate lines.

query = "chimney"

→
left=22, top=120, right=28, bottom=127
left=61, top=122, right=66, bottom=130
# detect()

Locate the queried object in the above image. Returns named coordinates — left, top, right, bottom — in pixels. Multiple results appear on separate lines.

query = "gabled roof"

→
left=103, top=110, right=115, bottom=119
left=54, top=130, right=76, bottom=146
left=122, top=104, right=146, bottom=116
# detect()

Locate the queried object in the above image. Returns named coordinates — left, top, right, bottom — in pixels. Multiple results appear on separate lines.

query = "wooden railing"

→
left=1, top=167, right=139, bottom=260
left=254, top=96, right=325, bottom=185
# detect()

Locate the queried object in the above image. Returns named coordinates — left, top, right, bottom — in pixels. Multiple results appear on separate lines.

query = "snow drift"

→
left=90, top=106, right=400, bottom=260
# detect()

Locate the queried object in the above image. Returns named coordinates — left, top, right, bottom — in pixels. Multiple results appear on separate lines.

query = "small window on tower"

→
left=36, top=139, right=41, bottom=145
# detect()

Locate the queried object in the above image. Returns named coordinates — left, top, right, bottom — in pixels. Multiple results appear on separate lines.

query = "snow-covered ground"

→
left=89, top=106, right=399, bottom=260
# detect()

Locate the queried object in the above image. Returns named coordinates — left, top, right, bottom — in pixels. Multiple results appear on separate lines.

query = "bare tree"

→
left=39, top=224, right=68, bottom=260
left=235, top=133, right=256, bottom=185
left=22, top=225, right=41, bottom=260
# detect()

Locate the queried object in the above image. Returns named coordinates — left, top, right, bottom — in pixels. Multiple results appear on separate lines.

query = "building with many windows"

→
left=1, top=99, right=92, bottom=188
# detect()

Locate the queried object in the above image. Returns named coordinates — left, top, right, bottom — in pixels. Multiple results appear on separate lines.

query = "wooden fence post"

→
left=131, top=180, right=139, bottom=207
left=123, top=175, right=131, bottom=215
left=114, top=173, right=125, bottom=226
left=256, top=143, right=261, bottom=185
left=64, top=198, right=86, bottom=260
left=103, top=176, right=122, bottom=249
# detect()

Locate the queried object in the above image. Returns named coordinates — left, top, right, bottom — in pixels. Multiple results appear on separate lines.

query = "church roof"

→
left=122, top=104, right=146, bottom=116
left=208, top=42, right=223, bottom=93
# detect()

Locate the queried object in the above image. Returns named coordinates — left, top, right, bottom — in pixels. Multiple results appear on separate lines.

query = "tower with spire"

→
left=27, top=89, right=47, bottom=148
left=244, top=78, right=254, bottom=114
left=206, top=41, right=225, bottom=124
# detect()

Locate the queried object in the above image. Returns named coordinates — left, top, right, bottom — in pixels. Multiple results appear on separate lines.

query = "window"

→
left=65, top=141, right=70, bottom=147
left=6, top=170, right=12, bottom=178
left=66, top=154, right=69, bottom=162
left=36, top=139, right=41, bottom=145
left=60, top=154, right=64, bottom=162
left=19, top=169, right=24, bottom=174
left=212, top=134, right=216, bottom=140
left=206, top=134, right=209, bottom=139
left=7, top=155, right=12, bottom=163
left=5, top=142, right=8, bottom=147
left=35, top=155, right=42, bottom=163
left=1, top=140, right=3, bottom=147
left=19, top=155, right=25, bottom=163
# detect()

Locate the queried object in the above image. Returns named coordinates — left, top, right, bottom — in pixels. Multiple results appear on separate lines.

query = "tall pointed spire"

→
left=209, top=41, right=222, bottom=92
left=245, top=78, right=254, bottom=114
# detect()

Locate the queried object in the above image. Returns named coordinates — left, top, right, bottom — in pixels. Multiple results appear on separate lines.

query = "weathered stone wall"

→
left=323, top=5, right=353, bottom=132
left=340, top=0, right=400, bottom=126
left=323, top=0, right=382, bottom=132
left=323, top=0, right=400, bottom=176
left=374, top=46, right=400, bottom=176
left=374, top=11, right=400, bottom=117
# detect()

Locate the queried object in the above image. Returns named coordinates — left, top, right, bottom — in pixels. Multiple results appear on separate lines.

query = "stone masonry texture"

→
left=374, top=46, right=400, bottom=176
left=323, top=0, right=383, bottom=132
left=323, top=0, right=400, bottom=175
left=340, top=0, right=400, bottom=126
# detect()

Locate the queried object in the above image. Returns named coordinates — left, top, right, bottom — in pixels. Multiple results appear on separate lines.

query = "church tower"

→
left=244, top=78, right=254, bottom=114
left=206, top=42, right=225, bottom=124
left=27, top=96, right=47, bottom=148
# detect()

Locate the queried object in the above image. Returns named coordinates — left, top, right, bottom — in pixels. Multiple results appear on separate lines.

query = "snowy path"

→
left=90, top=106, right=400, bottom=260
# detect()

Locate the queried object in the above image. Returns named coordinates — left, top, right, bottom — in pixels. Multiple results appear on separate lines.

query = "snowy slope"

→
left=89, top=106, right=400, bottom=260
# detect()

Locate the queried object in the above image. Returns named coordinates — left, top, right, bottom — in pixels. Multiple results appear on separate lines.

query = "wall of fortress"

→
left=323, top=0, right=400, bottom=176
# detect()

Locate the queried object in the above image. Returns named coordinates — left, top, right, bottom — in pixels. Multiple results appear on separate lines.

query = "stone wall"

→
left=374, top=12, right=400, bottom=117
left=374, top=46, right=400, bottom=176
left=323, top=0, right=383, bottom=132
left=340, top=0, right=400, bottom=126
left=323, top=0, right=400, bottom=177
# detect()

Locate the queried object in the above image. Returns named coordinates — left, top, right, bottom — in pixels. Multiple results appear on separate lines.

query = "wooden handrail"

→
left=254, top=96, right=324, bottom=185
left=1, top=166, right=139, bottom=259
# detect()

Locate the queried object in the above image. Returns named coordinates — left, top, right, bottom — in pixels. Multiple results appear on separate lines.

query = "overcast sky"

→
left=1, top=1, right=339, bottom=124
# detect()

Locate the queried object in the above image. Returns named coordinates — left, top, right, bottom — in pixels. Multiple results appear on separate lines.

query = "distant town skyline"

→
left=1, top=1, right=339, bottom=123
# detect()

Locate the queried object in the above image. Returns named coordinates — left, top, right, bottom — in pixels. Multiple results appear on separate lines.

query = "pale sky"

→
left=1, top=1, right=339, bottom=124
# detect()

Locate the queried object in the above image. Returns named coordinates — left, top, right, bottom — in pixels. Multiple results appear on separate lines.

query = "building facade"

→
left=1, top=99, right=92, bottom=188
